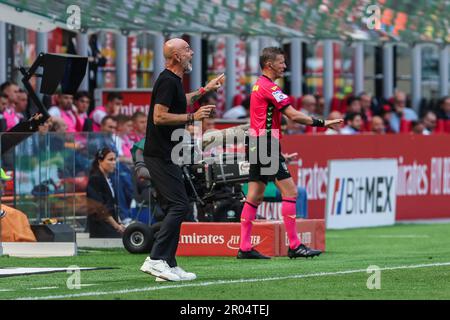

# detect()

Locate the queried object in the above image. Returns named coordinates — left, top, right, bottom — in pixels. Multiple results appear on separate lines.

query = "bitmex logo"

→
left=331, top=176, right=394, bottom=215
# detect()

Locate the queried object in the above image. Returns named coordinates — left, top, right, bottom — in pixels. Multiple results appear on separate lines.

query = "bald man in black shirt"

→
left=140, top=38, right=224, bottom=282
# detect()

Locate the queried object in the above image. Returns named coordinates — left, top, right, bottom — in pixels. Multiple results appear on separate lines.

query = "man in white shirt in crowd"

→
left=389, top=90, right=418, bottom=133
left=340, top=112, right=363, bottom=135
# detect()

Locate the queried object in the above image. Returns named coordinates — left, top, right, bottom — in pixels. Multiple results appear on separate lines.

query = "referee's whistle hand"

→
left=194, top=105, right=216, bottom=120
left=324, top=118, right=344, bottom=129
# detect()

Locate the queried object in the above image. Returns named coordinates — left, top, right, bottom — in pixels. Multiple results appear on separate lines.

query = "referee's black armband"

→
left=312, top=118, right=325, bottom=127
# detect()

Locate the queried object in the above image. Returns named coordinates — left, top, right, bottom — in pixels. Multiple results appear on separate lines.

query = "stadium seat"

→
left=232, top=94, right=243, bottom=107
left=330, top=97, right=341, bottom=112
left=289, top=95, right=297, bottom=109
left=400, top=119, right=412, bottom=133
left=442, top=119, right=450, bottom=133
left=296, top=96, right=303, bottom=110
left=436, top=119, right=446, bottom=133
left=304, top=126, right=327, bottom=134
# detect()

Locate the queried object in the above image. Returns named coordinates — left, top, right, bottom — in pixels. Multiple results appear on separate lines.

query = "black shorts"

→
left=248, top=136, right=291, bottom=184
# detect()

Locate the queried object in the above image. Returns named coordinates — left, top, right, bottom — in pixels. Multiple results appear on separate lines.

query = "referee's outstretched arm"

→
left=283, top=105, right=343, bottom=129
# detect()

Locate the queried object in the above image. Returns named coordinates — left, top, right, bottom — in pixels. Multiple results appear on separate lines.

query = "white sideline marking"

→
left=327, top=234, right=430, bottom=239
left=15, top=261, right=450, bottom=300
left=29, top=287, right=59, bottom=290
left=78, top=284, right=97, bottom=287
left=0, top=289, right=14, bottom=292
left=369, top=235, right=430, bottom=238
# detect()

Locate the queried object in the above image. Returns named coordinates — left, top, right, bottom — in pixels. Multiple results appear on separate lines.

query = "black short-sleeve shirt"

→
left=144, top=69, right=187, bottom=160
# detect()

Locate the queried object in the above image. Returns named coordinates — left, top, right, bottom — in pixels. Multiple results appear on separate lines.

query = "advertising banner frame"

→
left=325, top=158, right=398, bottom=229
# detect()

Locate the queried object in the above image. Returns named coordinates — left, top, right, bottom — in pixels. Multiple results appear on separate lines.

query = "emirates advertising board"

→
left=325, top=159, right=398, bottom=229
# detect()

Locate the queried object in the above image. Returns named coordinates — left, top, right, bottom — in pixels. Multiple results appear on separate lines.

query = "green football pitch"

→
left=1, top=223, right=450, bottom=300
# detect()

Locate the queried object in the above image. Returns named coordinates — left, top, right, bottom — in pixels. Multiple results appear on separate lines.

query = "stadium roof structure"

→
left=0, top=0, right=448, bottom=43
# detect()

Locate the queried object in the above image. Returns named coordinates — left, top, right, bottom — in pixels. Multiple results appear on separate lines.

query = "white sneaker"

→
left=140, top=257, right=181, bottom=281
left=171, top=266, right=197, bottom=281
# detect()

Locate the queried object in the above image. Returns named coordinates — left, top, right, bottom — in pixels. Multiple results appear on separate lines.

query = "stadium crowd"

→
left=1, top=79, right=450, bottom=232
left=2, top=80, right=450, bottom=139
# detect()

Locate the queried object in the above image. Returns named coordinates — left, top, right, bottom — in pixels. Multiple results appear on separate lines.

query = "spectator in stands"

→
left=16, top=88, right=29, bottom=118
left=89, top=92, right=123, bottom=132
left=73, top=91, right=92, bottom=131
left=87, top=116, right=133, bottom=224
left=88, top=115, right=118, bottom=154
left=285, top=117, right=303, bottom=135
left=436, top=96, right=450, bottom=120
left=48, top=93, right=79, bottom=133
left=299, top=94, right=318, bottom=116
left=50, top=116, right=68, bottom=133
left=283, top=96, right=317, bottom=135
left=411, top=120, right=425, bottom=135
left=358, top=92, right=374, bottom=128
left=293, top=94, right=317, bottom=134
left=129, top=111, right=147, bottom=143
left=86, top=147, right=125, bottom=238
left=222, top=95, right=250, bottom=119
left=380, top=104, right=395, bottom=133
left=359, top=92, right=373, bottom=113
left=0, top=93, right=8, bottom=132
left=341, top=112, right=363, bottom=135
left=370, top=115, right=386, bottom=134
left=0, top=81, right=22, bottom=130
left=314, top=94, right=325, bottom=117
left=346, top=96, right=362, bottom=114
left=389, top=90, right=418, bottom=133
left=422, top=110, right=437, bottom=135
left=324, top=111, right=344, bottom=135
left=114, top=114, right=134, bottom=163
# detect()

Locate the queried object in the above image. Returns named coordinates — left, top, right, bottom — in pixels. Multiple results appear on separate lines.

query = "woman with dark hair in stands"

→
left=86, top=147, right=125, bottom=238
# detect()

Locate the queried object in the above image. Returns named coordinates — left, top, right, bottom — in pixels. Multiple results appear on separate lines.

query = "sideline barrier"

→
left=177, top=219, right=325, bottom=257
left=283, top=134, right=450, bottom=220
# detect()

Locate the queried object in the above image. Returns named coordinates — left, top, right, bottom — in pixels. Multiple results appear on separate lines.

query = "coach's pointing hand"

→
left=205, top=73, right=225, bottom=92
left=194, top=105, right=216, bottom=121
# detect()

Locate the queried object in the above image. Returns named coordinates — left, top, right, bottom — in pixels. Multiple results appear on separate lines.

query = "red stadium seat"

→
left=445, top=120, right=450, bottom=133
left=330, top=97, right=341, bottom=112
left=232, top=94, right=243, bottom=107
left=304, top=126, right=326, bottom=134
left=400, top=119, right=412, bottom=133
left=296, top=96, right=303, bottom=110
left=289, top=96, right=297, bottom=109
left=388, top=96, right=395, bottom=105
left=436, top=119, right=446, bottom=133
left=340, top=96, right=349, bottom=113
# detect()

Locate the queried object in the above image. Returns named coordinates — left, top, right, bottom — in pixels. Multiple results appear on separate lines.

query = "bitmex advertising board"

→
left=325, top=159, right=398, bottom=229
left=282, top=134, right=450, bottom=221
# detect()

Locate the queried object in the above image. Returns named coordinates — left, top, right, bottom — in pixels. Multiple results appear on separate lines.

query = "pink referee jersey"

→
left=249, top=75, right=291, bottom=139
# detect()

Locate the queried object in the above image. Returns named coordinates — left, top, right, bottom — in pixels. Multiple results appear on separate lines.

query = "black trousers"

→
left=144, top=156, right=190, bottom=267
